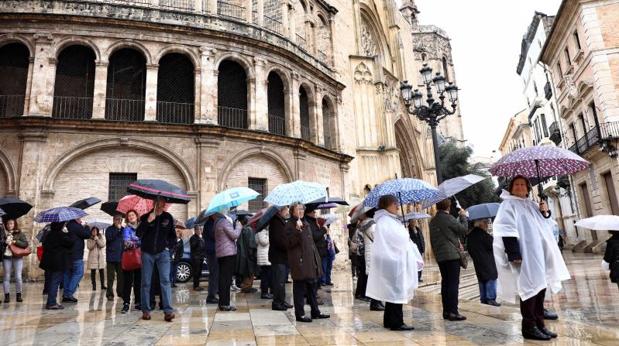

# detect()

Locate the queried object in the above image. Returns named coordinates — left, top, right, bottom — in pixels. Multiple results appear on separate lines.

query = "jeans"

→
left=292, top=279, right=320, bottom=318
left=141, top=251, right=173, bottom=314
left=217, top=255, right=236, bottom=307
left=3, top=257, right=24, bottom=294
left=438, top=259, right=461, bottom=315
left=123, top=269, right=141, bottom=305
left=321, top=257, right=333, bottom=284
left=106, top=262, right=123, bottom=297
left=47, top=271, right=64, bottom=306
left=169, top=249, right=175, bottom=285
left=63, top=259, right=84, bottom=298
left=271, top=263, right=288, bottom=307
left=478, top=279, right=497, bottom=302
left=206, top=253, right=219, bottom=298
left=259, top=265, right=272, bottom=293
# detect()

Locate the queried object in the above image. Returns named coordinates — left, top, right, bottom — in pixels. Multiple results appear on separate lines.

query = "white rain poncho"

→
left=366, top=209, right=424, bottom=304
left=492, top=190, right=570, bottom=303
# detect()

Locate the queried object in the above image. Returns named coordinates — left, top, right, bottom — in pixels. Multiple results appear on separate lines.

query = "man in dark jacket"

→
left=136, top=198, right=176, bottom=322
left=269, top=206, right=291, bottom=311
left=62, top=218, right=91, bottom=302
left=41, top=222, right=73, bottom=309
left=204, top=216, right=219, bottom=304
left=172, top=229, right=184, bottom=288
left=236, top=215, right=258, bottom=293
left=189, top=225, right=206, bottom=291
left=105, top=215, right=124, bottom=299
left=304, top=208, right=327, bottom=293
left=408, top=219, right=426, bottom=282
left=467, top=219, right=500, bottom=306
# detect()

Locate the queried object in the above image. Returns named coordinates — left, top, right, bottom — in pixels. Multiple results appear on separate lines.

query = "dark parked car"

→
left=175, top=238, right=209, bottom=283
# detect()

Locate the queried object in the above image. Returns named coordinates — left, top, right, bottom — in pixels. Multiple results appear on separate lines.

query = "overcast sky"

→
left=414, top=0, right=563, bottom=158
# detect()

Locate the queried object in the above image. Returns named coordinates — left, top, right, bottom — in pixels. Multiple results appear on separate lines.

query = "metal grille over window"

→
left=267, top=72, right=286, bottom=135
left=159, top=0, right=194, bottom=11
left=264, top=0, right=284, bottom=34
left=108, top=173, right=138, bottom=201
left=218, top=60, right=248, bottom=129
left=157, top=53, right=195, bottom=124
left=248, top=178, right=267, bottom=212
left=218, top=0, right=246, bottom=20
left=0, top=43, right=28, bottom=118
left=53, top=45, right=96, bottom=120
left=299, top=86, right=311, bottom=141
left=105, top=48, right=146, bottom=122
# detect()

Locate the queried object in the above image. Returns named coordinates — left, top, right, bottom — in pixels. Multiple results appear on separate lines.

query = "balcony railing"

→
left=156, top=100, right=194, bottom=124
left=296, top=33, right=307, bottom=50
left=301, top=125, right=310, bottom=140
left=0, top=95, right=24, bottom=118
left=549, top=121, right=562, bottom=145
left=600, top=121, right=619, bottom=140
left=268, top=114, right=285, bottom=135
left=264, top=15, right=284, bottom=35
left=218, top=106, right=247, bottom=129
left=569, top=126, right=599, bottom=155
left=105, top=98, right=145, bottom=122
left=218, top=0, right=245, bottom=20
left=52, top=96, right=93, bottom=119
left=544, top=81, right=552, bottom=100
left=158, top=0, right=194, bottom=10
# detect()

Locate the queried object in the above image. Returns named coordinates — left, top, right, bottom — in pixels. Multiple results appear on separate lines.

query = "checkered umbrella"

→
left=363, top=178, right=441, bottom=208
left=34, top=207, right=88, bottom=223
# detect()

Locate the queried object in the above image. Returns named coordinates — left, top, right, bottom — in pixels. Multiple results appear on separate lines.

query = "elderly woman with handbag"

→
left=1, top=219, right=30, bottom=303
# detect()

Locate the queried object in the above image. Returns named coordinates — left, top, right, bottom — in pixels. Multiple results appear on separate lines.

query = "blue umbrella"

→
left=34, top=207, right=88, bottom=223
left=206, top=187, right=260, bottom=214
left=185, top=216, right=199, bottom=229
left=363, top=178, right=441, bottom=208
left=467, top=203, right=501, bottom=221
left=404, top=212, right=431, bottom=222
left=264, top=181, right=327, bottom=206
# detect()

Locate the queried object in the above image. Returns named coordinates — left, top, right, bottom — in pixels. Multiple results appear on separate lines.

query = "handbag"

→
left=9, top=244, right=32, bottom=258
left=121, top=247, right=142, bottom=271
left=449, top=240, right=468, bottom=269
left=36, top=245, right=44, bottom=261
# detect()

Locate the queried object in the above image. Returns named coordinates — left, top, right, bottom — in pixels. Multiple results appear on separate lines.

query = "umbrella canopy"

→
left=196, top=209, right=217, bottom=225
left=127, top=179, right=191, bottom=204
left=363, top=178, right=441, bottom=208
left=249, top=205, right=280, bottom=232
left=206, top=187, right=260, bottom=214
left=489, top=146, right=589, bottom=178
left=350, top=205, right=375, bottom=224
left=234, top=210, right=253, bottom=217
left=318, top=213, right=339, bottom=226
left=467, top=203, right=501, bottom=221
left=100, top=201, right=120, bottom=217
left=306, top=196, right=348, bottom=207
left=87, top=220, right=111, bottom=232
left=0, top=196, right=33, bottom=219
left=264, top=181, right=327, bottom=206
left=35, top=207, right=88, bottom=223
left=575, top=215, right=619, bottom=231
left=421, top=174, right=487, bottom=208
left=0, top=207, right=5, bottom=217
left=185, top=216, right=199, bottom=229
left=403, top=212, right=431, bottom=222
left=315, top=202, right=338, bottom=209
left=117, top=194, right=170, bottom=217
left=69, top=197, right=102, bottom=210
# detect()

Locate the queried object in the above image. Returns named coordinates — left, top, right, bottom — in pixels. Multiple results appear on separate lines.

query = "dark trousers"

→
left=122, top=269, right=141, bottom=305
left=90, top=269, right=105, bottom=289
left=293, top=279, right=320, bottom=318
left=260, top=265, right=272, bottom=293
left=217, top=255, right=236, bottom=307
left=383, top=302, right=404, bottom=328
left=520, top=289, right=546, bottom=329
left=46, top=271, right=64, bottom=306
left=43, top=270, right=52, bottom=294
left=271, top=263, right=288, bottom=307
left=192, top=257, right=204, bottom=288
left=106, top=262, right=123, bottom=297
left=355, top=255, right=367, bottom=298
left=438, top=259, right=461, bottom=315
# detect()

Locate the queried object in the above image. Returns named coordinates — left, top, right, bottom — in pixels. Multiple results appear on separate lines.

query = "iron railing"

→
left=52, top=96, right=93, bottom=119
left=159, top=0, right=194, bottom=10
left=600, top=121, right=619, bottom=140
left=218, top=0, right=246, bottom=20
left=301, top=125, right=310, bottom=140
left=0, top=95, right=24, bottom=118
left=569, top=126, right=600, bottom=154
left=156, top=101, right=194, bottom=124
left=268, top=114, right=285, bottom=135
left=105, top=98, right=145, bottom=122
left=218, top=106, right=247, bottom=128
left=264, top=15, right=284, bottom=35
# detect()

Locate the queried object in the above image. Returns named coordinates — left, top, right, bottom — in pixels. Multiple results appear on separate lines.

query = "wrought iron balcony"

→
left=105, top=98, right=145, bottom=122
left=301, top=125, right=310, bottom=141
left=549, top=121, right=562, bottom=145
left=544, top=81, right=552, bottom=100
left=568, top=121, right=619, bottom=155
left=218, top=106, right=247, bottom=129
left=156, top=100, right=194, bottom=124
left=268, top=114, right=285, bottom=136
left=52, top=96, right=93, bottom=119
left=0, top=95, right=25, bottom=117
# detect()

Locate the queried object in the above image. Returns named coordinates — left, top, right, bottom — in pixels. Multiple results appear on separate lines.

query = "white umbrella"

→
left=575, top=215, right=619, bottom=231
left=319, top=213, right=339, bottom=226
left=422, top=174, right=487, bottom=208
left=404, top=212, right=431, bottom=222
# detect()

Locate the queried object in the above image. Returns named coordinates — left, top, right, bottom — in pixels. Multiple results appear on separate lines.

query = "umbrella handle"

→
left=542, top=209, right=552, bottom=219
left=398, top=192, right=406, bottom=224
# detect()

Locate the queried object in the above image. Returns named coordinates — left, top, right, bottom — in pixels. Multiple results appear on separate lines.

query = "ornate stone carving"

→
left=354, top=62, right=373, bottom=84
left=360, top=19, right=378, bottom=57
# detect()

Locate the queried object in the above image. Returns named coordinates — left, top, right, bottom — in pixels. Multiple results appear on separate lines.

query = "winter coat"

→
left=268, top=214, right=288, bottom=265
left=174, top=238, right=184, bottom=261
left=236, top=225, right=257, bottom=277
left=604, top=233, right=619, bottom=283
left=86, top=236, right=106, bottom=270
left=286, top=217, right=323, bottom=281
left=429, top=211, right=468, bottom=263
left=40, top=223, right=73, bottom=272
left=408, top=226, right=425, bottom=254
left=67, top=220, right=91, bottom=261
left=358, top=219, right=376, bottom=274
left=137, top=211, right=176, bottom=255
left=203, top=218, right=216, bottom=256
left=305, top=215, right=327, bottom=258
left=122, top=224, right=141, bottom=250
left=105, top=225, right=124, bottom=263
left=214, top=215, right=241, bottom=258
left=190, top=234, right=206, bottom=260
left=466, top=227, right=498, bottom=282
left=1, top=230, right=29, bottom=258
left=256, top=229, right=270, bottom=266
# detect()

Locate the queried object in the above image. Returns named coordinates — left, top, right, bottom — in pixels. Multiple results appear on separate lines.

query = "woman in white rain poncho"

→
left=366, top=195, right=424, bottom=331
left=492, top=176, right=570, bottom=341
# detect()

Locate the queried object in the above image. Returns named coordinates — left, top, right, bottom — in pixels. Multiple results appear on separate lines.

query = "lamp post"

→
left=400, top=63, right=459, bottom=184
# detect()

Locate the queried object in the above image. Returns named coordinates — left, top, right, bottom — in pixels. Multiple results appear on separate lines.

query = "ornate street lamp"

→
left=401, top=64, right=459, bottom=184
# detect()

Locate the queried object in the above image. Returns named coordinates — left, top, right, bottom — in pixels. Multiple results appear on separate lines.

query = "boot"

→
left=3, top=294, right=9, bottom=303
left=16, top=293, right=22, bottom=303
left=92, top=282, right=96, bottom=291
left=99, top=270, right=107, bottom=290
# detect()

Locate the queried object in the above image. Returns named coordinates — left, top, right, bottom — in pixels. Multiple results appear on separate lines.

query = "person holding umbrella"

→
left=407, top=219, right=425, bottom=282
left=40, top=222, right=73, bottom=309
left=105, top=214, right=124, bottom=300
left=213, top=211, right=242, bottom=311
left=121, top=210, right=142, bottom=313
left=62, top=216, right=91, bottom=303
left=268, top=206, right=291, bottom=310
left=466, top=218, right=500, bottom=307
left=603, top=230, right=619, bottom=291
left=2, top=219, right=29, bottom=303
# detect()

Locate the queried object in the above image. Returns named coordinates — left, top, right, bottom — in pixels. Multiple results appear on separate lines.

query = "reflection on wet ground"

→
left=0, top=252, right=617, bottom=345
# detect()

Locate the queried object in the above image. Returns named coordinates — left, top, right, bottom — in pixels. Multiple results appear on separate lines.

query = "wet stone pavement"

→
left=0, top=252, right=618, bottom=346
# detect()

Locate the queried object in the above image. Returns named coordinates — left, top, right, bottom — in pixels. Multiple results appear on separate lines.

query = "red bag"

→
left=37, top=245, right=44, bottom=261
left=121, top=248, right=142, bottom=271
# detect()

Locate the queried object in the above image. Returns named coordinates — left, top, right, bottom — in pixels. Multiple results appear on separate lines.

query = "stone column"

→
left=248, top=75, right=257, bottom=129
left=288, top=4, right=296, bottom=39
left=328, top=17, right=335, bottom=65
left=144, top=63, right=158, bottom=122
left=290, top=72, right=300, bottom=138
left=194, top=0, right=203, bottom=12
left=256, top=0, right=264, bottom=26
left=27, top=34, right=55, bottom=116
left=92, top=61, right=108, bottom=119
left=207, top=0, right=218, bottom=15
left=281, top=2, right=289, bottom=36
left=195, top=137, right=220, bottom=212
left=23, top=57, right=34, bottom=115
left=308, top=21, right=316, bottom=54
left=194, top=67, right=202, bottom=123
left=333, top=94, right=343, bottom=151
left=246, top=0, right=253, bottom=22
left=314, top=87, right=324, bottom=146
left=199, top=47, right=218, bottom=124
left=253, top=58, right=269, bottom=131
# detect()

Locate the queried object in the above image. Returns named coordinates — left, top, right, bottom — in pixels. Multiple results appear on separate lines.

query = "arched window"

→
left=299, top=86, right=310, bottom=140
left=218, top=60, right=248, bottom=129
left=105, top=48, right=146, bottom=121
left=267, top=72, right=286, bottom=135
left=53, top=45, right=96, bottom=119
left=157, top=53, right=194, bottom=124
left=322, top=97, right=336, bottom=150
left=0, top=43, right=29, bottom=117
left=442, top=56, right=450, bottom=82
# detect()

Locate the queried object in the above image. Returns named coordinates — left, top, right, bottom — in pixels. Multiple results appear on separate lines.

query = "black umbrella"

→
left=0, top=197, right=33, bottom=219
left=127, top=179, right=191, bottom=204
left=234, top=210, right=253, bottom=217
left=100, top=201, right=121, bottom=217
left=250, top=205, right=279, bottom=232
left=0, top=207, right=5, bottom=217
left=305, top=196, right=348, bottom=211
left=70, top=197, right=102, bottom=210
